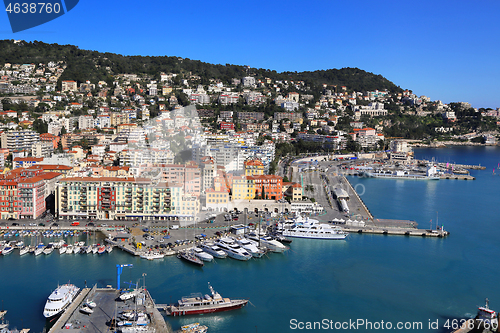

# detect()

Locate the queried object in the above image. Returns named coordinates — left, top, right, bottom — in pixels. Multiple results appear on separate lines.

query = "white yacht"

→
left=193, top=247, right=214, bottom=262
left=59, top=244, right=67, bottom=255
left=236, top=237, right=266, bottom=258
left=215, top=238, right=252, bottom=261
left=139, top=252, right=164, bottom=260
left=246, top=233, right=287, bottom=253
left=73, top=243, right=81, bottom=254
left=34, top=243, right=45, bottom=256
left=43, top=284, right=80, bottom=318
left=19, top=246, right=30, bottom=256
left=282, top=217, right=348, bottom=240
left=66, top=244, right=74, bottom=254
left=200, top=242, right=227, bottom=259
left=43, top=243, right=54, bottom=255
left=2, top=243, right=14, bottom=255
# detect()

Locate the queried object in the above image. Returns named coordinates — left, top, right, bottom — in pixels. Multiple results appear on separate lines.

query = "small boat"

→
left=19, top=246, right=30, bottom=256
left=85, top=300, right=97, bottom=309
left=193, top=247, right=214, bottom=262
left=140, top=252, right=164, bottom=260
left=97, top=245, right=106, bottom=255
left=181, top=322, right=208, bottom=333
left=59, top=244, right=67, bottom=254
left=43, top=243, right=54, bottom=255
left=106, top=245, right=113, bottom=253
left=92, top=245, right=98, bottom=254
left=34, top=243, right=45, bottom=256
left=80, top=305, right=93, bottom=315
left=86, top=245, right=92, bottom=254
left=119, top=289, right=141, bottom=301
left=66, top=244, right=74, bottom=254
left=2, top=244, right=14, bottom=256
left=178, top=250, right=204, bottom=266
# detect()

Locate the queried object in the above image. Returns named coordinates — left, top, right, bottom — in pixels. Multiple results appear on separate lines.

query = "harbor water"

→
left=1, top=146, right=500, bottom=332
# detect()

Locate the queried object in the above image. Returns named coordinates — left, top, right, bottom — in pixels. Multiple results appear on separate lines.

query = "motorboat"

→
left=199, top=242, right=227, bottom=259
left=2, top=243, right=14, bottom=256
left=119, top=289, right=141, bottom=301
left=215, top=238, right=252, bottom=261
left=235, top=237, right=266, bottom=258
left=106, top=245, right=113, bottom=253
left=66, top=244, right=74, bottom=254
left=19, top=246, right=30, bottom=256
left=97, top=245, right=106, bottom=255
left=34, top=243, right=45, bottom=256
left=246, top=233, right=287, bottom=253
left=85, top=300, right=97, bottom=309
left=43, top=284, right=80, bottom=318
left=192, top=247, right=214, bottom=262
left=167, top=282, right=248, bottom=316
left=59, top=244, right=67, bottom=254
left=140, top=252, right=164, bottom=260
left=43, top=243, right=54, bottom=255
left=79, top=305, right=93, bottom=315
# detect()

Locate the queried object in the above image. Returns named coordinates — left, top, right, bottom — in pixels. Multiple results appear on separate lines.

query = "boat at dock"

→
left=282, top=217, right=349, bottom=240
left=192, top=247, right=214, bottom=262
left=246, top=233, right=287, bottom=253
left=167, top=283, right=248, bottom=316
left=199, top=242, right=227, bottom=259
left=361, top=165, right=440, bottom=180
left=43, top=283, right=80, bottom=318
left=235, top=237, right=266, bottom=258
left=139, top=251, right=164, bottom=260
left=215, top=237, right=252, bottom=260
left=178, top=249, right=204, bottom=266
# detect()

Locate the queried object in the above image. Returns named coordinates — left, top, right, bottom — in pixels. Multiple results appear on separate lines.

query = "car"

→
left=38, top=223, right=45, bottom=226
left=167, top=242, right=173, bottom=248
left=29, top=223, right=37, bottom=226
left=8, top=217, right=16, bottom=221
left=101, top=223, right=108, bottom=227
left=51, top=223, right=59, bottom=227
left=215, top=231, right=222, bottom=236
left=175, top=240, right=182, bottom=245
left=87, top=222, right=95, bottom=227
left=11, top=222, right=19, bottom=226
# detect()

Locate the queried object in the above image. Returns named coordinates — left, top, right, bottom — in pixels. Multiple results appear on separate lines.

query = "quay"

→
left=48, top=285, right=172, bottom=333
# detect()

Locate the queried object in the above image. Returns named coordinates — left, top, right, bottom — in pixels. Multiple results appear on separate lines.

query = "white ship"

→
left=215, top=238, right=252, bottom=261
left=282, top=217, right=348, bottom=240
left=43, top=284, right=80, bottom=318
left=362, top=165, right=440, bottom=180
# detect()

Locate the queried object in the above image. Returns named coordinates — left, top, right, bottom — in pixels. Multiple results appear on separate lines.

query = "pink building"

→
left=159, top=162, right=201, bottom=197
left=18, top=176, right=46, bottom=219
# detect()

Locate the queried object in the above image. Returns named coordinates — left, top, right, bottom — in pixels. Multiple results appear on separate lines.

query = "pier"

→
left=48, top=285, right=172, bottom=333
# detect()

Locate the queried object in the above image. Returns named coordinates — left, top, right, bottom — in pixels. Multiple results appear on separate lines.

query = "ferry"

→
left=167, top=283, right=248, bottom=316
left=361, top=165, right=440, bottom=180
left=282, top=217, right=348, bottom=240
left=43, top=284, right=80, bottom=318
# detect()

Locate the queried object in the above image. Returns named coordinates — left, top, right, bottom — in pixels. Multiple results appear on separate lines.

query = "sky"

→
left=1, top=0, right=500, bottom=108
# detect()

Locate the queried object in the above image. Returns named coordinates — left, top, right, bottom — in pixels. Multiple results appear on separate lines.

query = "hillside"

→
left=0, top=39, right=402, bottom=93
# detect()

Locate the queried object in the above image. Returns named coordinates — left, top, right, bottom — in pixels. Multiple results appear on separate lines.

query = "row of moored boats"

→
left=0, top=240, right=113, bottom=256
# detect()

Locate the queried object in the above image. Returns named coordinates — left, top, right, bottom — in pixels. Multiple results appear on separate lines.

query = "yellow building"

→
left=231, top=175, right=255, bottom=200
left=244, top=158, right=264, bottom=176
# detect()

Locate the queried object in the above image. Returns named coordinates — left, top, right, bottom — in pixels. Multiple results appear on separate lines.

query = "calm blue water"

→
left=1, top=146, right=500, bottom=332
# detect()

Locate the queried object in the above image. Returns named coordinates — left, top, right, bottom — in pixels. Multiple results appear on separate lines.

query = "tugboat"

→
left=451, top=298, right=498, bottom=333
left=167, top=283, right=248, bottom=316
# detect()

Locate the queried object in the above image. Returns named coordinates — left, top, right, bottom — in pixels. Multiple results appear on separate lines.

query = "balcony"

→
left=125, top=188, right=132, bottom=193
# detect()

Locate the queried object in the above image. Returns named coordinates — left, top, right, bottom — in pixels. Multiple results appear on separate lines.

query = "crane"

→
left=116, top=264, right=133, bottom=290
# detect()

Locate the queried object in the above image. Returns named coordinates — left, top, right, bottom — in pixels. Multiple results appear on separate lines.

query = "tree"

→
left=60, top=126, right=67, bottom=135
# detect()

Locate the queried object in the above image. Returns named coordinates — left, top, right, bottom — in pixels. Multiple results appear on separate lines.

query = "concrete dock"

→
left=48, top=286, right=172, bottom=333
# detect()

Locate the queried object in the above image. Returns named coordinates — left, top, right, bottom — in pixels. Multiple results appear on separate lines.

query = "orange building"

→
left=247, top=175, right=283, bottom=200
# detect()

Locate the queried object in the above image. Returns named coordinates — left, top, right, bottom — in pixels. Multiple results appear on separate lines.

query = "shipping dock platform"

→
left=48, top=285, right=172, bottom=333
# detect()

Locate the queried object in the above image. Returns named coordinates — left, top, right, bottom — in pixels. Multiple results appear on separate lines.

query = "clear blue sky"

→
left=1, top=0, right=499, bottom=108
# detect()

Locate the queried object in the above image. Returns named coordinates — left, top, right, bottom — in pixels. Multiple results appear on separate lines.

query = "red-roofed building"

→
left=219, top=121, right=235, bottom=131
left=247, top=175, right=283, bottom=200
left=18, top=176, right=45, bottom=219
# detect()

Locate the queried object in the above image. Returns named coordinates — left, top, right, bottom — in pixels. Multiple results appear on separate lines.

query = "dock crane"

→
left=116, top=264, right=133, bottom=290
